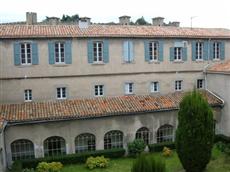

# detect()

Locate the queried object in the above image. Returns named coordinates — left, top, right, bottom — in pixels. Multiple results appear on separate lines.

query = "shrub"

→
left=216, top=141, right=226, bottom=152
left=23, top=169, right=35, bottom=172
left=20, top=148, right=125, bottom=169
left=128, top=139, right=146, bottom=157
left=85, top=156, right=109, bottom=169
left=162, top=147, right=172, bottom=157
left=131, top=154, right=166, bottom=172
left=148, top=142, right=175, bottom=152
left=36, top=162, right=63, bottom=172
left=176, top=90, right=214, bottom=172
left=11, top=160, right=23, bottom=172
left=215, top=134, right=230, bottom=144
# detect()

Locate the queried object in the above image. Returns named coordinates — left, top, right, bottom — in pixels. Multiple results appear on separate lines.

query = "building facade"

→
left=0, top=14, right=230, bottom=171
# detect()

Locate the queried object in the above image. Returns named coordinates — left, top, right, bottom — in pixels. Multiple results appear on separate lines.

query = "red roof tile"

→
left=207, top=60, right=230, bottom=73
left=0, top=90, right=223, bottom=124
left=0, top=25, right=230, bottom=38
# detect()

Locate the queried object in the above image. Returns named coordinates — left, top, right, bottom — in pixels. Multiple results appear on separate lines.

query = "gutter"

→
left=1, top=121, right=8, bottom=171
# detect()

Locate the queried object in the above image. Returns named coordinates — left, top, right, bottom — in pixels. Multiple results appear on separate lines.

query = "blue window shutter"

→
left=48, top=41, right=55, bottom=64
left=169, top=47, right=174, bottom=61
left=129, top=41, right=134, bottom=62
left=158, top=40, right=164, bottom=62
left=191, top=41, right=196, bottom=61
left=209, top=41, right=214, bottom=60
left=220, top=41, right=225, bottom=60
left=123, top=41, right=129, bottom=62
left=13, top=42, right=20, bottom=65
left=203, top=41, right=209, bottom=61
left=182, top=47, right=187, bottom=61
left=31, top=42, right=39, bottom=65
left=87, top=40, right=93, bottom=63
left=103, top=40, right=109, bottom=63
left=144, top=40, right=150, bottom=61
left=65, top=40, right=72, bottom=64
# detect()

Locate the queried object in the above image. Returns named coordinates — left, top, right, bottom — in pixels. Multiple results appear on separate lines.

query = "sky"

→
left=0, top=0, right=230, bottom=29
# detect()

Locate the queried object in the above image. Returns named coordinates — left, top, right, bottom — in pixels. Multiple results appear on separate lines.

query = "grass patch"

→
left=59, top=147, right=230, bottom=172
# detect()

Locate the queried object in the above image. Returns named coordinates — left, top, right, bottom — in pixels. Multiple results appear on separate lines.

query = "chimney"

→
left=170, top=21, right=180, bottom=27
left=152, top=17, right=164, bottom=26
left=46, top=17, right=60, bottom=25
left=119, top=15, right=131, bottom=25
left=26, top=12, right=37, bottom=25
left=78, top=17, right=91, bottom=29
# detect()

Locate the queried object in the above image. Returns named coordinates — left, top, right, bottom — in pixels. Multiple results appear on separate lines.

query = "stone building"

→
left=0, top=13, right=230, bottom=171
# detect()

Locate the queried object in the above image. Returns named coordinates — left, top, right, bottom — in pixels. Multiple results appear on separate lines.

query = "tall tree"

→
left=135, top=16, right=149, bottom=25
left=176, top=90, right=214, bottom=172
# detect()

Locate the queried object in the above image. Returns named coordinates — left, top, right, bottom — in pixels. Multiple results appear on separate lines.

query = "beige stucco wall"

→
left=1, top=38, right=229, bottom=103
left=207, top=73, right=230, bottom=136
left=0, top=72, right=204, bottom=103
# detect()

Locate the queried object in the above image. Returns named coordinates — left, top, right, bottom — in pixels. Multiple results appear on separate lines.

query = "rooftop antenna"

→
left=190, top=16, right=197, bottom=29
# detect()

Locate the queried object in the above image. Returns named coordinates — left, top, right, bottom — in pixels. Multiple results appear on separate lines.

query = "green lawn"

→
left=62, top=147, right=230, bottom=172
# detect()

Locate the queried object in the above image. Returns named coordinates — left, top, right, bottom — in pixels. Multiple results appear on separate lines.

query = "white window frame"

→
left=174, top=47, right=182, bottom=61
left=197, top=79, right=204, bottom=89
left=213, top=42, right=220, bottom=60
left=20, top=43, right=32, bottom=65
left=55, top=42, right=65, bottom=63
left=94, top=85, right=104, bottom=97
left=156, top=125, right=174, bottom=143
left=151, top=81, right=159, bottom=93
left=24, top=89, right=32, bottom=102
left=125, top=82, right=134, bottom=95
left=93, top=41, right=103, bottom=63
left=56, top=87, right=67, bottom=99
left=175, top=80, right=182, bottom=91
left=149, top=41, right=159, bottom=61
left=75, top=133, right=96, bottom=153
left=196, top=42, right=203, bottom=60
left=104, top=130, right=123, bottom=150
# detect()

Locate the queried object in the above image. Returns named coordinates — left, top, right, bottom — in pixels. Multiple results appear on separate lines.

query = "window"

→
left=196, top=42, right=203, bottom=60
left=125, top=82, right=134, bottom=94
left=94, top=85, right=104, bottom=97
left=149, top=42, right=159, bottom=61
left=93, top=42, right=103, bottom=62
left=56, top=87, right=66, bottom=99
left=11, top=139, right=35, bottom=161
left=213, top=42, right=220, bottom=60
left=44, top=136, right=66, bottom=157
left=174, top=47, right=182, bottom=61
left=156, top=125, right=174, bottom=143
left=55, top=42, right=65, bottom=63
left=123, top=41, right=134, bottom=63
left=75, top=133, right=96, bottom=153
left=175, top=80, right=182, bottom=91
left=197, top=79, right=204, bottom=89
left=151, top=82, right=159, bottom=93
left=136, top=127, right=150, bottom=145
left=24, top=89, right=32, bottom=102
left=20, top=43, right=32, bottom=64
left=104, top=130, right=123, bottom=149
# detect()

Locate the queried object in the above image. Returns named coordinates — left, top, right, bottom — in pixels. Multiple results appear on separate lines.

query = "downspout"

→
left=1, top=121, right=8, bottom=172
left=204, top=38, right=211, bottom=90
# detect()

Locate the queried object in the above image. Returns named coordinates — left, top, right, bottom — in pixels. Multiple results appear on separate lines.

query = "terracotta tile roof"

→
left=207, top=60, right=230, bottom=73
left=0, top=25, right=230, bottom=39
left=0, top=90, right=223, bottom=124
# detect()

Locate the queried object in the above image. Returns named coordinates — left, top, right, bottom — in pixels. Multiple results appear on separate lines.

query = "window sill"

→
left=125, top=93, right=134, bottom=95
left=150, top=91, right=159, bottom=94
left=53, top=63, right=69, bottom=67
left=122, top=61, right=135, bottom=64
left=175, top=90, right=182, bottom=92
left=94, top=95, right=104, bottom=97
left=213, top=59, right=221, bottom=62
left=17, top=64, right=33, bottom=68
left=195, top=59, right=204, bottom=63
left=56, top=98, right=67, bottom=100
left=24, top=100, right=32, bottom=103
left=148, top=60, right=160, bottom=64
left=92, top=62, right=105, bottom=65
left=173, top=60, right=184, bottom=64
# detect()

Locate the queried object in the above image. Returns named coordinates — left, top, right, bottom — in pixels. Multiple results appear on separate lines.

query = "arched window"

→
left=11, top=139, right=35, bottom=161
left=75, top=133, right=96, bottom=153
left=104, top=130, right=123, bottom=149
left=156, top=124, right=174, bottom=143
left=136, top=127, right=150, bottom=145
left=44, top=136, right=66, bottom=157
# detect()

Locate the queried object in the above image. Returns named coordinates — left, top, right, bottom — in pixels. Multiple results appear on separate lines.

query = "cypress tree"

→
left=176, top=90, right=214, bottom=172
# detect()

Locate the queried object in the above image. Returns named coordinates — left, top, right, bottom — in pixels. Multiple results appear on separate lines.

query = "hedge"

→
left=148, top=142, right=175, bottom=152
left=214, top=134, right=230, bottom=144
left=19, top=148, right=125, bottom=169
